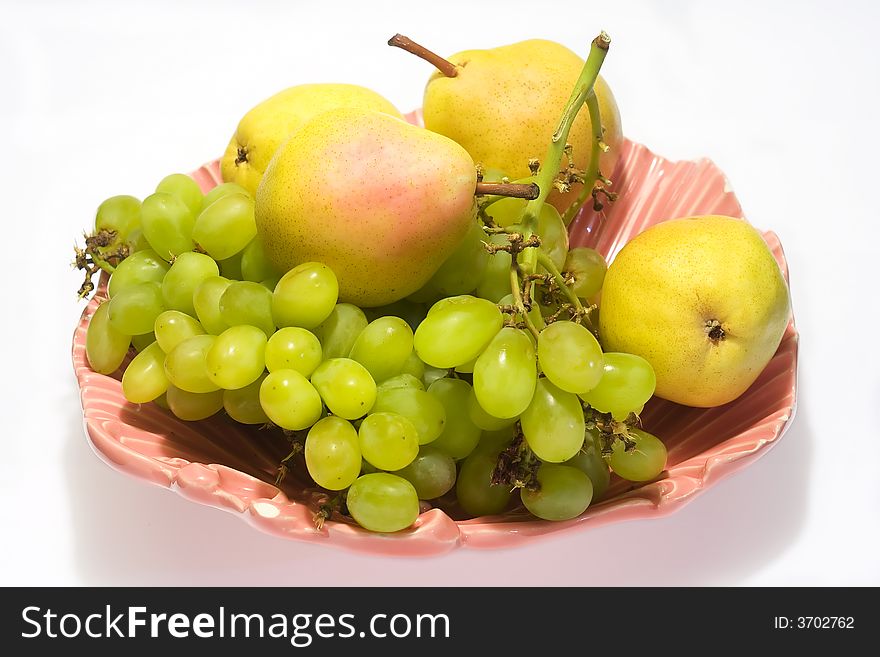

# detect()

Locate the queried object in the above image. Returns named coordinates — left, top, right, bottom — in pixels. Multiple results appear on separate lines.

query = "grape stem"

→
left=509, top=266, right=541, bottom=341
left=387, top=34, right=459, bottom=78
left=475, top=181, right=540, bottom=200
left=562, top=91, right=605, bottom=224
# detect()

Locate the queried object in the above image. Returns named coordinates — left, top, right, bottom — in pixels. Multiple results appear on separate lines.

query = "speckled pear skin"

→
left=254, top=108, right=477, bottom=307
left=422, top=39, right=622, bottom=215
left=599, top=216, right=791, bottom=407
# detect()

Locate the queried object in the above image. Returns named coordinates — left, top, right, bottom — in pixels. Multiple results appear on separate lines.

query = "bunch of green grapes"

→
left=82, top=171, right=667, bottom=534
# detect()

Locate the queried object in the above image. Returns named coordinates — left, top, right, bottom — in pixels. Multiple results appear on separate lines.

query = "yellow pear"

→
left=221, top=84, right=402, bottom=197
left=421, top=39, right=622, bottom=216
left=254, top=108, right=478, bottom=307
left=598, top=216, right=791, bottom=407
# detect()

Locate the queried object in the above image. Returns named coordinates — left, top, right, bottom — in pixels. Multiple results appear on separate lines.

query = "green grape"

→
left=421, top=364, right=449, bottom=389
left=164, top=334, right=218, bottom=393
left=454, top=356, right=477, bottom=374
left=121, top=341, right=168, bottom=403
left=414, top=295, right=503, bottom=368
left=399, top=350, right=425, bottom=380
left=161, top=251, right=220, bottom=317
left=377, top=373, right=424, bottom=392
left=223, top=374, right=270, bottom=425
left=394, top=446, right=456, bottom=499
left=472, top=327, right=537, bottom=418
left=155, top=173, right=203, bottom=218
left=467, top=388, right=517, bottom=432
left=192, top=275, right=232, bottom=335
left=240, top=237, right=281, bottom=282
left=565, top=427, right=610, bottom=500
left=203, top=182, right=249, bottom=209
left=218, top=251, right=243, bottom=280
left=346, top=473, right=419, bottom=533
left=107, top=281, right=165, bottom=336
left=310, top=358, right=376, bottom=420
left=86, top=301, right=131, bottom=374
left=426, top=378, right=481, bottom=459
left=315, top=303, right=369, bottom=360
left=423, top=218, right=488, bottom=296
left=537, top=321, right=604, bottom=394
left=521, top=464, right=592, bottom=521
left=154, top=310, right=205, bottom=353
left=478, top=426, right=517, bottom=453
left=206, top=324, right=267, bottom=390
left=518, top=204, right=568, bottom=273
left=259, top=369, right=324, bottom=430
left=108, top=249, right=169, bottom=298
left=371, top=386, right=446, bottom=445
left=475, top=233, right=512, bottom=303
left=219, top=280, right=275, bottom=337
left=564, top=247, right=607, bottom=299
left=358, top=412, right=419, bottom=471
left=348, top=316, right=413, bottom=383
left=265, top=327, right=322, bottom=376
left=192, top=193, right=256, bottom=261
left=607, top=428, right=667, bottom=482
left=364, top=299, right=427, bottom=331
left=260, top=276, right=280, bottom=291
left=521, top=378, right=585, bottom=463
left=95, top=195, right=141, bottom=243
left=153, top=392, right=169, bottom=410
left=304, top=416, right=362, bottom=491
left=140, top=192, right=194, bottom=259
left=579, top=352, right=656, bottom=420
left=130, top=331, right=156, bottom=352
left=272, top=262, right=338, bottom=329
left=165, top=385, right=224, bottom=421
left=360, top=459, right=380, bottom=475
left=455, top=446, right=511, bottom=517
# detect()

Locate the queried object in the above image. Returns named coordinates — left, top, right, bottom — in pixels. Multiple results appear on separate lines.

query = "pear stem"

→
left=388, top=34, right=459, bottom=78
left=475, top=181, right=540, bottom=200
left=519, top=32, right=610, bottom=275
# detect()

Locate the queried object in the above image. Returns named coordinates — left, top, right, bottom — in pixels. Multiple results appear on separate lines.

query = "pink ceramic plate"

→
left=72, top=123, right=798, bottom=556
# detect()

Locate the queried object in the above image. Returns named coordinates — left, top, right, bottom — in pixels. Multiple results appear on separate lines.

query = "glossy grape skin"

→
left=310, top=358, right=377, bottom=420
left=265, top=327, right=322, bottom=376
left=154, top=310, right=205, bottom=353
left=521, top=378, right=585, bottom=463
left=315, top=303, right=368, bottom=360
left=304, top=416, right=362, bottom=491
left=358, top=412, right=419, bottom=471
left=579, top=352, right=657, bottom=420
left=206, top=324, right=267, bottom=390
left=272, top=262, right=339, bottom=329
left=346, top=473, right=420, bottom=533
left=165, top=385, right=224, bottom=421
left=521, top=464, right=593, bottom=521
left=240, top=237, right=281, bottom=282
left=140, top=192, right=194, bottom=260
left=472, top=327, right=537, bottom=419
left=607, top=428, right=668, bottom=482
left=121, top=341, right=168, bottom=403
left=475, top=233, right=512, bottom=303
left=222, top=374, right=270, bottom=425
left=259, top=369, right=323, bottom=430
left=467, top=388, right=517, bottom=432
left=377, top=373, right=424, bottom=392
left=202, top=182, right=249, bottom=209
left=517, top=204, right=568, bottom=273
left=192, top=276, right=232, bottom=335
left=86, top=301, right=131, bottom=374
left=155, top=173, right=203, bottom=218
left=414, top=295, right=503, bottom=368
left=163, top=334, right=219, bottom=393
left=95, top=194, right=141, bottom=242
left=537, top=321, right=604, bottom=394
left=107, top=281, right=165, bottom=336
left=161, top=251, right=219, bottom=317
left=564, top=247, right=607, bottom=299
left=394, top=446, right=456, bottom=500
left=426, top=378, right=481, bottom=460
left=107, top=249, right=169, bottom=298
left=192, top=192, right=257, bottom=260
left=348, top=316, right=414, bottom=383
left=398, top=350, right=426, bottom=380
left=423, top=218, right=488, bottom=297
left=371, top=386, right=446, bottom=445
left=565, top=427, right=610, bottom=500
left=455, top=446, right=511, bottom=517
left=219, top=280, right=275, bottom=337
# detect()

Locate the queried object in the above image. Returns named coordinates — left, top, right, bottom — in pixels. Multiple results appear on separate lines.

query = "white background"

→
left=1, top=0, right=877, bottom=586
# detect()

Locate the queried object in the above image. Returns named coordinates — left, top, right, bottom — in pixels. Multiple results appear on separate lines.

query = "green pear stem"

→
left=475, top=181, right=540, bottom=200
left=519, top=32, right=610, bottom=276
left=388, top=34, right=459, bottom=78
left=562, top=91, right=604, bottom=224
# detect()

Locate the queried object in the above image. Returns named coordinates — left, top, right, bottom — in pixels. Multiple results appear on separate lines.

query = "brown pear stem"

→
left=388, top=34, right=459, bottom=78
left=475, top=181, right=540, bottom=200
